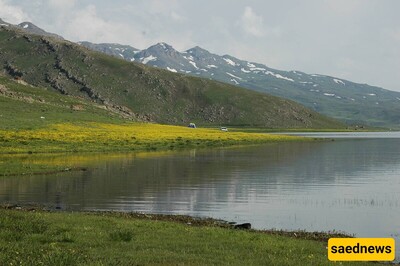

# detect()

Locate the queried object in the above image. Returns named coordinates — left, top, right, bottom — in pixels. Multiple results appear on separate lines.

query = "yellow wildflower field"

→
left=0, top=122, right=306, bottom=175
left=0, top=122, right=303, bottom=154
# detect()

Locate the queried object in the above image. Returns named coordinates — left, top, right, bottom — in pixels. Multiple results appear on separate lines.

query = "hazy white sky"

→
left=1, top=0, right=399, bottom=91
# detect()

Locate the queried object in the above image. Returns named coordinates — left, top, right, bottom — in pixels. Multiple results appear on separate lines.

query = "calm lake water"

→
left=1, top=132, right=400, bottom=259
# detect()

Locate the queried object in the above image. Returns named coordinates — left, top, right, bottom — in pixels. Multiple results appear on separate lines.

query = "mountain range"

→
left=0, top=19, right=343, bottom=129
left=79, top=41, right=400, bottom=128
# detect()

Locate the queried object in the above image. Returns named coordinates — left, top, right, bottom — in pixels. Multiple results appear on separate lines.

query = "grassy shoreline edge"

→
left=0, top=205, right=376, bottom=265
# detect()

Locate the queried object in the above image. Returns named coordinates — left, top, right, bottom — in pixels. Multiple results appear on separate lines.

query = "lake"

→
left=1, top=132, right=399, bottom=260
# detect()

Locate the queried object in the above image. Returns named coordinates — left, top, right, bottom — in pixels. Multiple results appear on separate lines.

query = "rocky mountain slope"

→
left=80, top=42, right=400, bottom=128
left=0, top=18, right=62, bottom=39
left=0, top=25, right=344, bottom=129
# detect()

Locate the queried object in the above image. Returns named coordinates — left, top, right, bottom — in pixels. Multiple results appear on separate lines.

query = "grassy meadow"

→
left=0, top=209, right=376, bottom=266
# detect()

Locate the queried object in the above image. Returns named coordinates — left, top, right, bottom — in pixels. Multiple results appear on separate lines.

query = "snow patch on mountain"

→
left=247, top=62, right=256, bottom=68
left=167, top=67, right=177, bottom=73
left=142, top=55, right=157, bottom=64
left=265, top=71, right=294, bottom=82
left=241, top=68, right=251, bottom=73
left=206, top=64, right=217, bottom=69
left=183, top=55, right=194, bottom=61
left=251, top=67, right=266, bottom=71
left=223, top=58, right=238, bottom=66
left=324, top=93, right=335, bottom=97
left=333, top=78, right=345, bottom=85
left=231, top=79, right=239, bottom=85
left=291, top=71, right=303, bottom=76
left=188, top=61, right=199, bottom=69
left=226, top=72, right=242, bottom=80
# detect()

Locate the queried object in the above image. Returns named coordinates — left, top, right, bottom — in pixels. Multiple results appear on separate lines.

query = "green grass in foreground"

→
left=0, top=209, right=376, bottom=265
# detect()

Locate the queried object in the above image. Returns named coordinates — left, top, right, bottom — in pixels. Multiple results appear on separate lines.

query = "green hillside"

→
left=0, top=76, right=126, bottom=130
left=0, top=26, right=344, bottom=129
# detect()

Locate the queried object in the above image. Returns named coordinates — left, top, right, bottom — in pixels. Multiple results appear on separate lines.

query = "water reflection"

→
left=1, top=138, right=399, bottom=259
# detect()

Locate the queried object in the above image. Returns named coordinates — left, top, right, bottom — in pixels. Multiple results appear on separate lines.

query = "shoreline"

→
left=0, top=204, right=351, bottom=242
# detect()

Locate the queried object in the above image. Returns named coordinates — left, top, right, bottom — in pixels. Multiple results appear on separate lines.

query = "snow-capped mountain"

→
left=78, top=42, right=139, bottom=61
left=80, top=41, right=400, bottom=128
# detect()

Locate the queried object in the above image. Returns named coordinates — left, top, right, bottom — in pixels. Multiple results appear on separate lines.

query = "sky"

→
left=1, top=0, right=399, bottom=91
